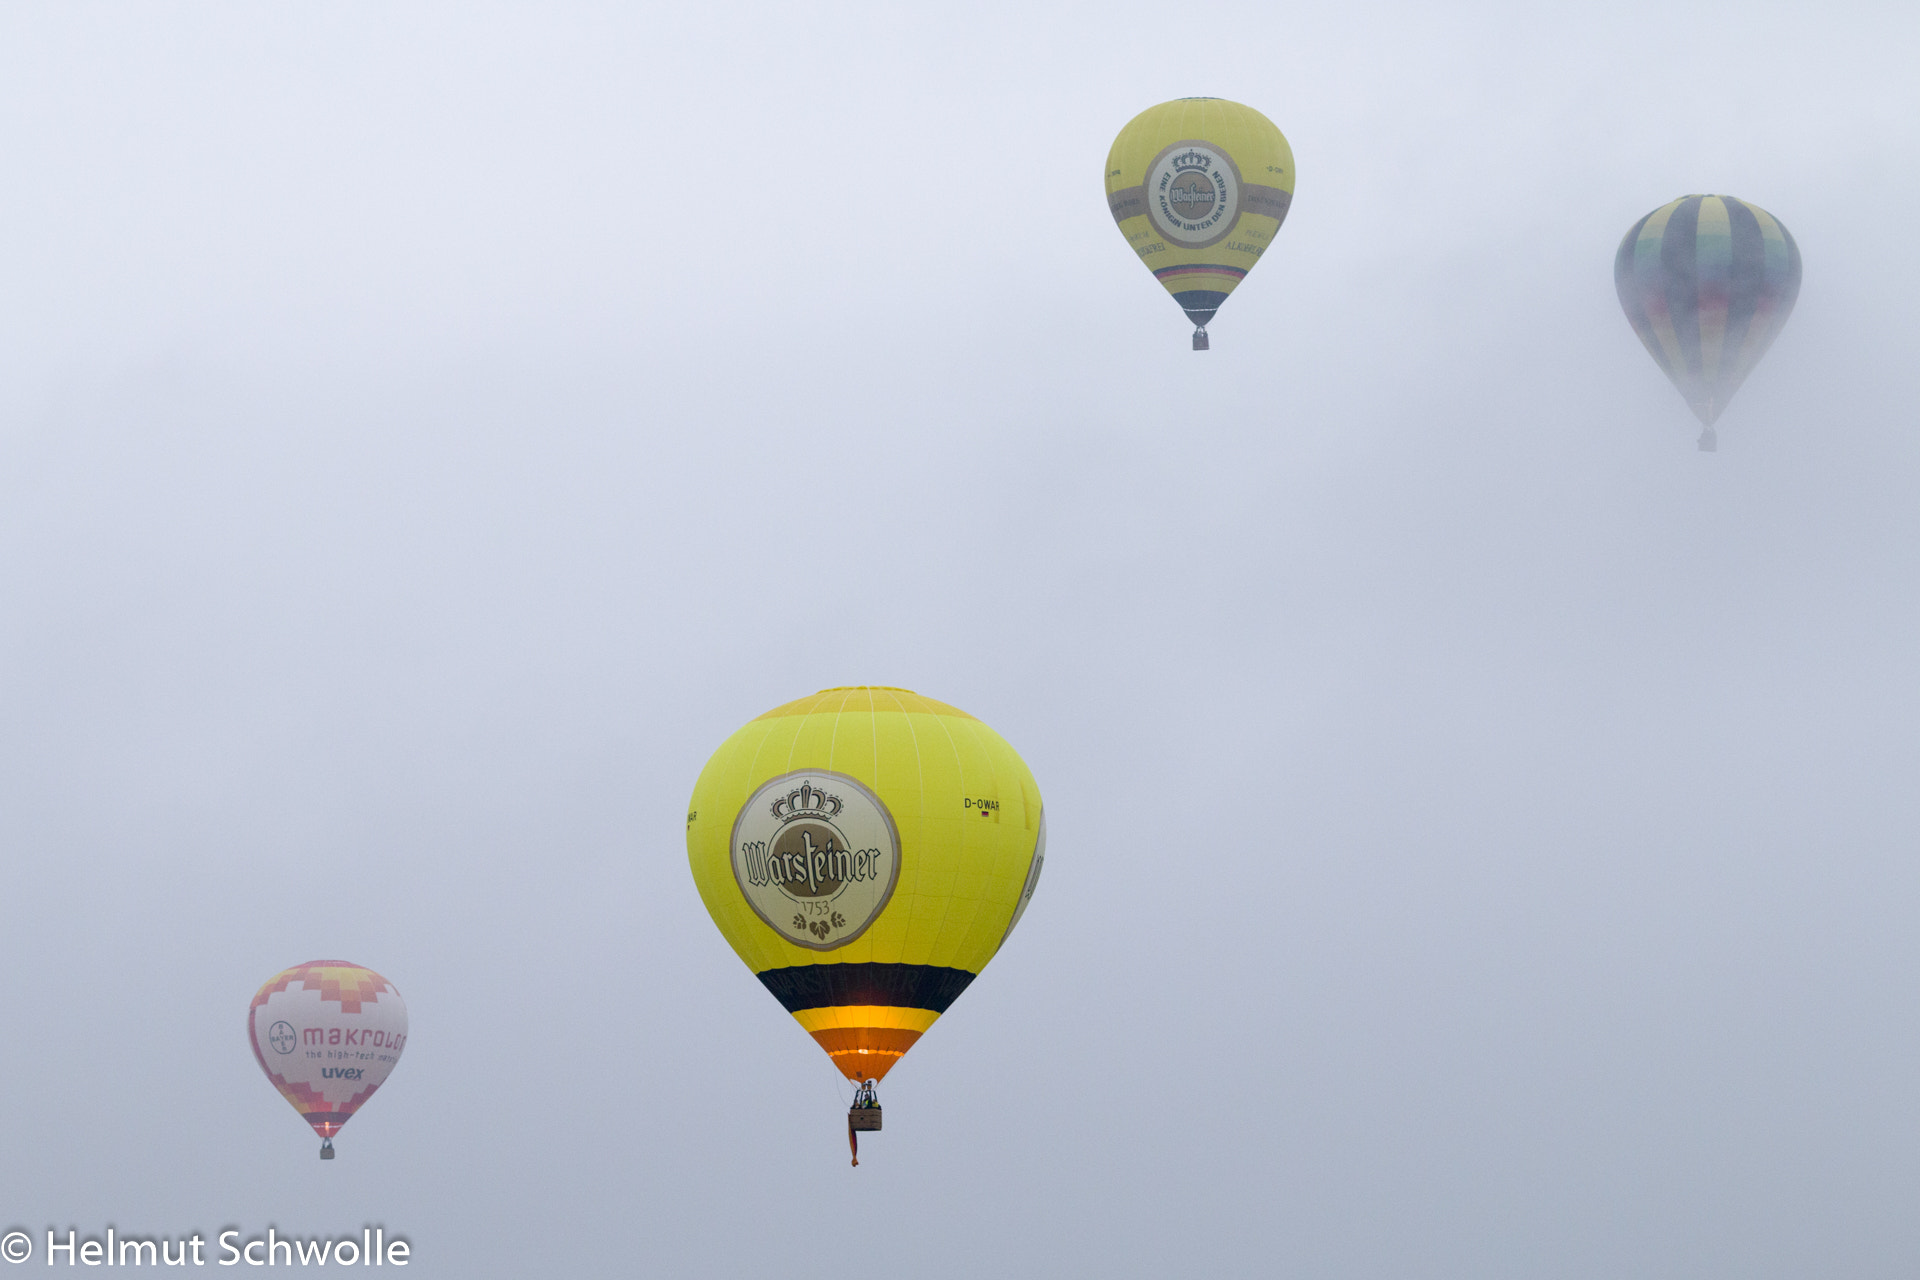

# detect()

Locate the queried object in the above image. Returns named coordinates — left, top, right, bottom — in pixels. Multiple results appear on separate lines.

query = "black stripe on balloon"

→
left=1152, top=264, right=1246, bottom=280
left=1661, top=196, right=1704, bottom=377
left=1172, top=289, right=1229, bottom=324
left=755, top=962, right=978, bottom=1014
left=1718, top=196, right=1766, bottom=386
left=1780, top=219, right=1804, bottom=312
left=1614, top=212, right=1655, bottom=334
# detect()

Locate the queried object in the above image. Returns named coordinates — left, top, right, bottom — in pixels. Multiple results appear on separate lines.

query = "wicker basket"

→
left=848, top=1107, right=883, bottom=1131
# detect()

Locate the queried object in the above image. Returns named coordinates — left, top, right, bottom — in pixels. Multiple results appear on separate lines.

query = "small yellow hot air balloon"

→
left=687, top=687, right=1046, bottom=1165
left=1106, top=97, right=1295, bottom=348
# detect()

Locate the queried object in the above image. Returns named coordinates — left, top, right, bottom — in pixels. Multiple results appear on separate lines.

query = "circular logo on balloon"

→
left=268, top=1020, right=298, bottom=1054
left=730, top=770, right=900, bottom=950
left=1145, top=142, right=1241, bottom=248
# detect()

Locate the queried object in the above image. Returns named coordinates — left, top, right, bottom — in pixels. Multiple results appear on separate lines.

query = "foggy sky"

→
left=3, top=3, right=1918, bottom=1277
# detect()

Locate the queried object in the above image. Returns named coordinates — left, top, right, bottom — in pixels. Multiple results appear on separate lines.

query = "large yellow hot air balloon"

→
left=1106, top=97, right=1295, bottom=349
left=687, top=687, right=1045, bottom=1164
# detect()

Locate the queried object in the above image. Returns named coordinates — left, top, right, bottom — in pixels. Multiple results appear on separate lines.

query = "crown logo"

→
left=770, top=781, right=844, bottom=823
left=1171, top=149, right=1212, bottom=172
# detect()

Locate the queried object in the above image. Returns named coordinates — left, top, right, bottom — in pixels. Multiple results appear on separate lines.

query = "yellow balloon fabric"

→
left=687, top=687, right=1045, bottom=1081
left=1105, top=97, right=1295, bottom=347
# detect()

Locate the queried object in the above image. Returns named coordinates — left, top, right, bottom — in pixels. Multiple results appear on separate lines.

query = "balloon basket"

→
left=849, top=1079, right=882, bottom=1131
left=1192, top=327, right=1210, bottom=351
left=1697, top=429, right=1717, bottom=452
left=848, top=1079, right=881, bottom=1165
left=319, top=1138, right=335, bottom=1160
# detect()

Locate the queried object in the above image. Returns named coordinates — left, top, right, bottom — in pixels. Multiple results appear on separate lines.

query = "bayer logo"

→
left=268, top=1021, right=298, bottom=1054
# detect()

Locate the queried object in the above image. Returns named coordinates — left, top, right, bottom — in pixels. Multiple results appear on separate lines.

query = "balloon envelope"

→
left=687, top=687, right=1045, bottom=1082
left=1106, top=97, right=1295, bottom=346
left=1615, top=194, right=1801, bottom=446
left=248, top=960, right=408, bottom=1147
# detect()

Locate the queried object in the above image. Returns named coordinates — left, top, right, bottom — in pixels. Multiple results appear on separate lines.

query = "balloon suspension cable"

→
left=1192, top=325, right=1210, bottom=351
left=847, top=1079, right=881, bottom=1168
left=319, top=1137, right=335, bottom=1161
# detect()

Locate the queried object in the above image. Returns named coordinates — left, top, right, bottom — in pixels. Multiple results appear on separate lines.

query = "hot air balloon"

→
left=1615, top=194, right=1801, bottom=451
left=1106, top=97, right=1295, bottom=349
left=687, top=687, right=1046, bottom=1166
left=248, top=961, right=408, bottom=1159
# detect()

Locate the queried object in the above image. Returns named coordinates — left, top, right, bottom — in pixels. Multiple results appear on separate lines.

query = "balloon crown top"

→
left=817, top=685, right=917, bottom=694
left=770, top=780, right=845, bottom=824
left=1177, top=96, right=1221, bottom=101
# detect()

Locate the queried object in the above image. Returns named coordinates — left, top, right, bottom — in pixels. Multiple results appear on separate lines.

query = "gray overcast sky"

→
left=2, top=2, right=1917, bottom=1277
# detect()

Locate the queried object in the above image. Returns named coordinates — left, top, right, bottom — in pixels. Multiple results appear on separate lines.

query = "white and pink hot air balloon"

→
left=247, top=960, right=408, bottom=1159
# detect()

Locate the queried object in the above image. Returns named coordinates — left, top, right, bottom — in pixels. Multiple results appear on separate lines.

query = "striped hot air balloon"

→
left=1615, top=194, right=1801, bottom=450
